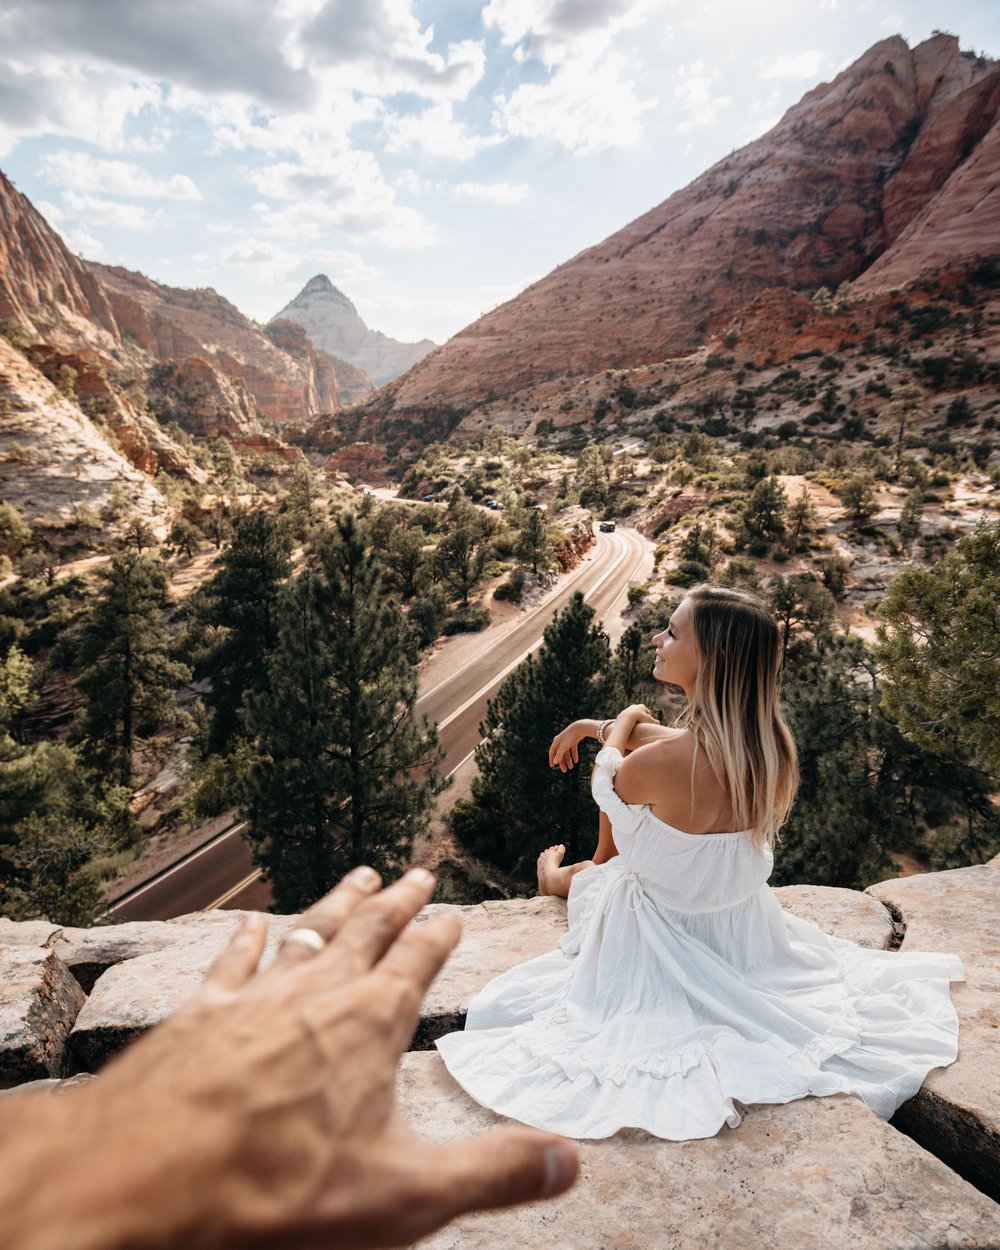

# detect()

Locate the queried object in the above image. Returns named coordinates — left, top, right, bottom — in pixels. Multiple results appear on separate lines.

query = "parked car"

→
left=599, top=520, right=616, bottom=532
left=484, top=498, right=501, bottom=510
left=422, top=493, right=436, bottom=502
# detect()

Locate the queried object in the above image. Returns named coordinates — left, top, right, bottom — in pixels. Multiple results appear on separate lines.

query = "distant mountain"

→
left=350, top=33, right=1000, bottom=443
left=271, top=275, right=435, bottom=387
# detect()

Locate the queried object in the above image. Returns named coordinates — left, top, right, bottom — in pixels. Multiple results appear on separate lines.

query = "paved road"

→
left=109, top=526, right=649, bottom=921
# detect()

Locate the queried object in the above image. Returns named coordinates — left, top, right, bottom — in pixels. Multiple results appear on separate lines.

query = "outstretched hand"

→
left=3, top=868, right=578, bottom=1250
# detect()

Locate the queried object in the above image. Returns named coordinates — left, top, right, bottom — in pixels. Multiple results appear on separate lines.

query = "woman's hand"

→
left=619, top=704, right=657, bottom=725
left=0, top=868, right=579, bottom=1250
left=549, top=719, right=591, bottom=772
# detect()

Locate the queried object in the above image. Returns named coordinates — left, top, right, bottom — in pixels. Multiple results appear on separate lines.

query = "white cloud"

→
left=245, top=147, right=436, bottom=247
left=0, top=58, right=162, bottom=155
left=300, top=2, right=486, bottom=101
left=760, top=50, right=824, bottom=80
left=62, top=191, right=161, bottom=229
left=673, top=60, right=730, bottom=133
left=483, top=0, right=660, bottom=67
left=880, top=13, right=904, bottom=31
left=38, top=150, right=201, bottom=200
left=383, top=102, right=502, bottom=160
left=452, top=181, right=530, bottom=204
left=223, top=237, right=380, bottom=288
left=494, top=50, right=656, bottom=154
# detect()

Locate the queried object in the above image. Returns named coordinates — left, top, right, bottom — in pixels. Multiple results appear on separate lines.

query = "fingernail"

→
left=542, top=1143, right=578, bottom=1196
left=350, top=866, right=380, bottom=887
left=405, top=867, right=435, bottom=888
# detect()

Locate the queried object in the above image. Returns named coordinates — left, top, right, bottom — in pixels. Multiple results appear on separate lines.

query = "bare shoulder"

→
left=614, top=732, right=735, bottom=833
left=613, top=733, right=693, bottom=806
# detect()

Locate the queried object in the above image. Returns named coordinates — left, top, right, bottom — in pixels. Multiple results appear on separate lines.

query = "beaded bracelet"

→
left=596, top=718, right=615, bottom=746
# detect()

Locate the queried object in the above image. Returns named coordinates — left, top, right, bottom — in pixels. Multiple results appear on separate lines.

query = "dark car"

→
left=598, top=520, right=616, bottom=532
left=422, top=493, right=436, bottom=502
left=484, top=498, right=501, bottom=510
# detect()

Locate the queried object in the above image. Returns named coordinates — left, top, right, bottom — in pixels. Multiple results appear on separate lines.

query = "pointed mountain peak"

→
left=303, top=273, right=340, bottom=296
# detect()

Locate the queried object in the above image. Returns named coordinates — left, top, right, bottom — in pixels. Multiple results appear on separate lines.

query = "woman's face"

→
left=652, top=597, right=700, bottom=694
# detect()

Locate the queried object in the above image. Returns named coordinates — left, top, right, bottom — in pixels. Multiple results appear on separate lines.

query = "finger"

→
left=374, top=911, right=463, bottom=1049
left=571, top=742, right=579, bottom=764
left=427, top=1128, right=579, bottom=1222
left=323, top=867, right=437, bottom=976
left=272, top=865, right=382, bottom=969
left=203, top=913, right=268, bottom=993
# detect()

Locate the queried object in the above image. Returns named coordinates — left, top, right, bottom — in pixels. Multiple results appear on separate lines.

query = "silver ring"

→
left=281, top=927, right=327, bottom=957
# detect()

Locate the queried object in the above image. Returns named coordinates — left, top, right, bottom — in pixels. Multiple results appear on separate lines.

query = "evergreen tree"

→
left=776, top=634, right=999, bottom=887
left=744, top=476, right=787, bottom=540
left=876, top=521, right=1000, bottom=772
left=436, top=496, right=486, bottom=606
left=786, top=489, right=817, bottom=553
left=200, top=511, right=291, bottom=750
left=764, top=574, right=836, bottom=665
left=838, top=473, right=879, bottom=525
left=516, top=507, right=550, bottom=574
left=241, top=513, right=445, bottom=911
left=897, top=487, right=924, bottom=546
left=451, top=592, right=616, bottom=880
left=75, top=552, right=190, bottom=786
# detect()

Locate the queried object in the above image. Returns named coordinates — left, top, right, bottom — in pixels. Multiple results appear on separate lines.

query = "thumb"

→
left=432, top=1127, right=579, bottom=1218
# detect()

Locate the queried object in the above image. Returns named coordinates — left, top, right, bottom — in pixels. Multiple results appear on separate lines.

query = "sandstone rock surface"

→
left=867, top=863, right=1000, bottom=1202
left=0, top=948, right=85, bottom=1085
left=399, top=1051, right=1000, bottom=1249
left=0, top=337, right=170, bottom=531
left=271, top=275, right=433, bottom=387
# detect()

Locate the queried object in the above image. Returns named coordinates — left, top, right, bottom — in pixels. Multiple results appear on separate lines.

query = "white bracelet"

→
left=597, top=718, right=615, bottom=746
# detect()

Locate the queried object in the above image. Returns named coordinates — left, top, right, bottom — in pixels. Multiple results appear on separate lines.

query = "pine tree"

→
left=451, top=592, right=616, bottom=880
left=876, top=521, right=1000, bottom=772
left=775, top=633, right=999, bottom=887
left=241, top=513, right=445, bottom=911
left=75, top=552, right=190, bottom=786
left=744, top=476, right=787, bottom=540
left=516, top=507, right=550, bottom=574
left=200, top=511, right=291, bottom=750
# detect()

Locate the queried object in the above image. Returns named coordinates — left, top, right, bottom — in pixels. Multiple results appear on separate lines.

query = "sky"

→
left=1, top=1, right=998, bottom=345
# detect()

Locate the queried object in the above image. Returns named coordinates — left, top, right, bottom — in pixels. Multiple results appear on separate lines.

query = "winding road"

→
left=107, top=525, right=649, bottom=921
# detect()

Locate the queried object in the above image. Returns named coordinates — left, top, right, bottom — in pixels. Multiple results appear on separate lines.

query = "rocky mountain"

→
left=350, top=34, right=999, bottom=447
left=91, top=264, right=342, bottom=425
left=0, top=337, right=171, bottom=535
left=271, top=275, right=434, bottom=388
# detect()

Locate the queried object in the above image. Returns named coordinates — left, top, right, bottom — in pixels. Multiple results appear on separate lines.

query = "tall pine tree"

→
left=241, top=513, right=445, bottom=911
left=200, top=510, right=291, bottom=750
left=451, top=592, right=617, bottom=880
left=75, top=551, right=190, bottom=786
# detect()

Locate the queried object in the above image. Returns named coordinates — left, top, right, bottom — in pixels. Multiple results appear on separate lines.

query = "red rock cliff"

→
left=363, top=34, right=998, bottom=427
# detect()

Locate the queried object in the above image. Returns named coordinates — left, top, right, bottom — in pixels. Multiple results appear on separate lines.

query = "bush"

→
left=442, top=604, right=492, bottom=635
left=493, top=567, right=526, bottom=603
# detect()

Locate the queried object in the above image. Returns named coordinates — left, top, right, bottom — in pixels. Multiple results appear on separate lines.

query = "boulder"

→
left=867, top=863, right=1000, bottom=1203
left=398, top=1051, right=1000, bottom=1249
left=772, top=884, right=898, bottom=949
left=0, top=949, right=85, bottom=1085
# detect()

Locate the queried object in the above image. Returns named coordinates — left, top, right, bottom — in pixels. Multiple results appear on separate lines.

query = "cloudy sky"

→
left=1, top=1, right=998, bottom=344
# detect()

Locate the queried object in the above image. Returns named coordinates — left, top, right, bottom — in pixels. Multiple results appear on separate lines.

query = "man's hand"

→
left=0, top=868, right=579, bottom=1250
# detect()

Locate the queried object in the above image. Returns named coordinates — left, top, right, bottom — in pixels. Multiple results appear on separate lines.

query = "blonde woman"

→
left=437, top=586, right=964, bottom=1140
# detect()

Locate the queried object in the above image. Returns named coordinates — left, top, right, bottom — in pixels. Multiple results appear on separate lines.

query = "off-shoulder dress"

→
left=435, top=746, right=964, bottom=1140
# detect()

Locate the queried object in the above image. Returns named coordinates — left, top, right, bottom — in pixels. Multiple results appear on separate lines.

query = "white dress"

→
left=436, top=746, right=965, bottom=1140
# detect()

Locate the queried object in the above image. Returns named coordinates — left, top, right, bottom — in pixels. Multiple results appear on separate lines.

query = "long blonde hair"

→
left=682, top=585, right=798, bottom=849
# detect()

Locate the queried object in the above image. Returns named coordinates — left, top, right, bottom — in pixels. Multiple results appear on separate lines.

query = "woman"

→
left=437, top=585, right=964, bottom=1141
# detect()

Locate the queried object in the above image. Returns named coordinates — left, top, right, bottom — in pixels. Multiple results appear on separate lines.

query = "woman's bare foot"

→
left=537, top=844, right=567, bottom=897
